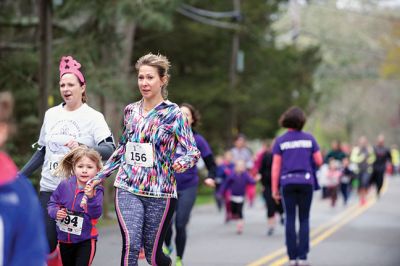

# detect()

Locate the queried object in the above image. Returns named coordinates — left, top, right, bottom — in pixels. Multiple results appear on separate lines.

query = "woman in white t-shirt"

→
left=20, top=55, right=115, bottom=262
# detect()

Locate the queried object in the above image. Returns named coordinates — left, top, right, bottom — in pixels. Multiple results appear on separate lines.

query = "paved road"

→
left=93, top=177, right=400, bottom=266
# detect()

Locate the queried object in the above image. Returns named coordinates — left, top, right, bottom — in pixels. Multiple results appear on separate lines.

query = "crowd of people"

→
left=1, top=53, right=397, bottom=266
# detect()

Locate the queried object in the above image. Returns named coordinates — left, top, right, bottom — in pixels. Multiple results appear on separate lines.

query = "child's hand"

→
left=84, top=183, right=95, bottom=199
left=254, top=173, right=262, bottom=181
left=204, top=178, right=216, bottom=188
left=56, top=208, right=67, bottom=221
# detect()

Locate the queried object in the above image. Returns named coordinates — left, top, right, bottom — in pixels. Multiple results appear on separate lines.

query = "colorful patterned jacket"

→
left=92, top=100, right=200, bottom=198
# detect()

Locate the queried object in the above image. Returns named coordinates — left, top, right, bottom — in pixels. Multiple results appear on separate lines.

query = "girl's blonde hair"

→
left=55, top=146, right=103, bottom=178
left=135, top=53, right=171, bottom=100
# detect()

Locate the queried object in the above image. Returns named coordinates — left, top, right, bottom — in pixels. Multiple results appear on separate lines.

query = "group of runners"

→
left=1, top=53, right=396, bottom=266
left=319, top=135, right=393, bottom=207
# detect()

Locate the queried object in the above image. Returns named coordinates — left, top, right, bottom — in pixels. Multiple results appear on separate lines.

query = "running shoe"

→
left=139, top=248, right=145, bottom=260
left=176, top=256, right=183, bottom=266
left=236, top=223, right=243, bottom=234
left=297, top=259, right=310, bottom=266
left=288, top=259, right=297, bottom=266
left=163, top=245, right=173, bottom=256
left=360, top=197, right=367, bottom=206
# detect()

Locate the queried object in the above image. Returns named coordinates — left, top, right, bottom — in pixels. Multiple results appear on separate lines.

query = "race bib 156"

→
left=125, top=142, right=154, bottom=168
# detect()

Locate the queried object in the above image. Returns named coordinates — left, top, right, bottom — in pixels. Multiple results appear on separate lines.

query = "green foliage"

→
left=1, top=0, right=321, bottom=186
left=133, top=0, right=320, bottom=151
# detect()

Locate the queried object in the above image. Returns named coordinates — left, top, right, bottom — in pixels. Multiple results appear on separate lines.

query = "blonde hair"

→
left=55, top=146, right=103, bottom=179
left=135, top=53, right=171, bottom=100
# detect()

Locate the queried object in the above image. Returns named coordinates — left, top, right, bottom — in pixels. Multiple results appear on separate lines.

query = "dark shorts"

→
left=230, top=201, right=243, bottom=219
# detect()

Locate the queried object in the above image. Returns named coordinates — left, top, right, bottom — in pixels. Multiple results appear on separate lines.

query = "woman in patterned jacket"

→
left=85, top=53, right=200, bottom=266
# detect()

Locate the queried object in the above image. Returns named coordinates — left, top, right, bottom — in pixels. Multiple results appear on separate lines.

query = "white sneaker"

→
left=298, top=259, right=310, bottom=266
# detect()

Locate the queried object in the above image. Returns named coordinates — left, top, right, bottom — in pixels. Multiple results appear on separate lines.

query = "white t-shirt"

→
left=38, top=103, right=112, bottom=191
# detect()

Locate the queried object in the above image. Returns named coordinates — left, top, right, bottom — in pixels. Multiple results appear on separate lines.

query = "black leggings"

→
left=262, top=186, right=284, bottom=218
left=370, top=169, right=385, bottom=195
left=165, top=185, right=197, bottom=258
left=59, top=239, right=97, bottom=266
left=39, top=191, right=58, bottom=252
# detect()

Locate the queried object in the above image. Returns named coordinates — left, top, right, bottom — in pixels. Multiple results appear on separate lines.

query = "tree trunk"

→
left=38, top=0, right=52, bottom=122
left=119, top=20, right=137, bottom=94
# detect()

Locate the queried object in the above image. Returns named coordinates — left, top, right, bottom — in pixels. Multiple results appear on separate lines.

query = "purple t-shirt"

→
left=175, top=132, right=212, bottom=191
left=272, top=130, right=319, bottom=186
left=219, top=171, right=255, bottom=197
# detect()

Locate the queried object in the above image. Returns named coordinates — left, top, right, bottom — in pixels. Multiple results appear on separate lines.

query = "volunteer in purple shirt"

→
left=164, top=103, right=216, bottom=266
left=271, top=106, right=323, bottom=266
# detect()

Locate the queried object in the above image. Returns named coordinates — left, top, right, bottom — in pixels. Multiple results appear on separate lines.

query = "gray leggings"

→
left=115, top=188, right=176, bottom=266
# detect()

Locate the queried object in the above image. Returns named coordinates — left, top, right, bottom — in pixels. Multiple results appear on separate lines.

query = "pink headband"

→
left=59, top=56, right=85, bottom=84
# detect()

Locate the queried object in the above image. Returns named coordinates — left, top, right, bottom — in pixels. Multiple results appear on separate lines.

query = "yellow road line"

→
left=310, top=201, right=359, bottom=238
left=247, top=180, right=389, bottom=266
left=246, top=248, right=287, bottom=266
left=246, top=203, right=360, bottom=266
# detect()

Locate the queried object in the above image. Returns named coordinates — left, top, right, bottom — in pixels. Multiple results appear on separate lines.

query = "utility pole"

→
left=38, top=0, right=52, bottom=123
left=176, top=2, right=241, bottom=144
left=289, top=0, right=300, bottom=44
left=228, top=0, right=241, bottom=144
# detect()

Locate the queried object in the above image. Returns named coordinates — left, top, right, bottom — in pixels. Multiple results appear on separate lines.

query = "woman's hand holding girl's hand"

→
left=172, top=161, right=183, bottom=172
left=84, top=183, right=95, bottom=199
left=84, top=179, right=102, bottom=199
left=56, top=208, right=67, bottom=221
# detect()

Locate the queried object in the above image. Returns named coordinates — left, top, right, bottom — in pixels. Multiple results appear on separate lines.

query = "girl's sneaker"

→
left=139, top=248, right=145, bottom=260
left=163, top=245, right=173, bottom=256
left=176, top=256, right=183, bottom=266
left=236, top=223, right=243, bottom=234
left=288, top=260, right=297, bottom=266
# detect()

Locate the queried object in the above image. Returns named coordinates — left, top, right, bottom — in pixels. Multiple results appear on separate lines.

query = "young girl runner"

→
left=325, top=159, right=342, bottom=207
left=48, top=147, right=104, bottom=266
left=218, top=160, right=258, bottom=234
